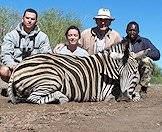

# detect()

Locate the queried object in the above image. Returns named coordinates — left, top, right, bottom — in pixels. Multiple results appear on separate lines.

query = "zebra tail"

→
left=7, top=74, right=18, bottom=104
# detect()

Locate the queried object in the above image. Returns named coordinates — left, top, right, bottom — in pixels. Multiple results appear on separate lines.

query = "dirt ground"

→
left=0, top=79, right=162, bottom=132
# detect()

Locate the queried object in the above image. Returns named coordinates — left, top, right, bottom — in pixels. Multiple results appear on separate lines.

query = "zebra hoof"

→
left=116, top=96, right=131, bottom=102
left=1, top=88, right=8, bottom=97
left=59, top=97, right=69, bottom=104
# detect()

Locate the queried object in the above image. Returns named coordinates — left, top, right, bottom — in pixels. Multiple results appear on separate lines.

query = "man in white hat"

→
left=80, top=8, right=122, bottom=55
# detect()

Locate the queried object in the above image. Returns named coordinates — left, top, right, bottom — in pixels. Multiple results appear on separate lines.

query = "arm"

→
left=79, top=30, right=85, bottom=48
left=114, top=30, right=122, bottom=44
left=142, top=38, right=160, bottom=61
left=39, top=34, right=52, bottom=54
left=53, top=43, right=65, bottom=54
left=79, top=28, right=91, bottom=49
left=1, top=32, right=18, bottom=68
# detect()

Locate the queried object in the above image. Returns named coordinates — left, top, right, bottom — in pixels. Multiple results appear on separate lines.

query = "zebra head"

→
left=116, top=40, right=151, bottom=102
left=118, top=54, right=140, bottom=102
left=97, top=39, right=141, bottom=102
left=108, top=39, right=142, bottom=102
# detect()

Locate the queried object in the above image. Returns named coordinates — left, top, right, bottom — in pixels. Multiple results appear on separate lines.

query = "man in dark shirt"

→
left=125, top=21, right=160, bottom=97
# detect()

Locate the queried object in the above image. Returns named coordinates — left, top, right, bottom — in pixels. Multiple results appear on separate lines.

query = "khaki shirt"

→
left=79, top=27, right=122, bottom=55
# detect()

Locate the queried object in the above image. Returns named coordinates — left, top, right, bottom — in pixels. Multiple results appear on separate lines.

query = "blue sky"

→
left=0, top=0, right=162, bottom=67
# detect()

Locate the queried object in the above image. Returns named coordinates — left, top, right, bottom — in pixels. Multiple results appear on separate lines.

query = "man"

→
left=79, top=8, right=122, bottom=55
left=0, top=8, right=52, bottom=95
left=125, top=21, right=160, bottom=96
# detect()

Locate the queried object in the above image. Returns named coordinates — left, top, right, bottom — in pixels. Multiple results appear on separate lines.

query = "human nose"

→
left=27, top=18, right=32, bottom=22
left=130, top=30, right=135, bottom=34
left=29, top=18, right=32, bottom=22
left=101, top=21, right=106, bottom=25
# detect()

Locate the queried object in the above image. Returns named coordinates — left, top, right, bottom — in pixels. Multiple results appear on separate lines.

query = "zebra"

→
left=7, top=39, right=142, bottom=104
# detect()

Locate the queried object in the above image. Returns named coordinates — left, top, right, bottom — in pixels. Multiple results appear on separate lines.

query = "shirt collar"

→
left=91, top=27, right=112, bottom=39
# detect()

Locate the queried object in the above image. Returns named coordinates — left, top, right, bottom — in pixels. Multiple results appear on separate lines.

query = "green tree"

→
left=39, top=9, right=82, bottom=48
left=0, top=6, right=20, bottom=44
left=152, top=63, right=162, bottom=77
left=0, top=6, right=20, bottom=59
left=151, top=63, right=162, bottom=84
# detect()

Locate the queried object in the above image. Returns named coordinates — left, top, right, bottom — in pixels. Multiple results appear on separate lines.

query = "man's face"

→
left=95, top=18, right=111, bottom=30
left=127, top=24, right=139, bottom=40
left=22, top=11, right=37, bottom=32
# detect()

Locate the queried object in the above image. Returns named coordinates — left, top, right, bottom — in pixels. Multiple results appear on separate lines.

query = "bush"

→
left=39, top=9, right=82, bottom=48
left=151, top=63, right=162, bottom=84
left=0, top=6, right=20, bottom=43
left=0, top=6, right=20, bottom=59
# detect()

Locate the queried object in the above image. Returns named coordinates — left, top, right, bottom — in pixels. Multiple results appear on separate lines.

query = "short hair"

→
left=126, top=21, right=139, bottom=34
left=65, top=25, right=81, bottom=39
left=23, top=8, right=38, bottom=20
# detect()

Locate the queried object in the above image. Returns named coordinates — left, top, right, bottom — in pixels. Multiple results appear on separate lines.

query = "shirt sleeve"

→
left=53, top=43, right=66, bottom=54
left=39, top=34, right=52, bottom=54
left=115, top=31, right=122, bottom=43
left=143, top=38, right=160, bottom=61
left=1, top=33, right=18, bottom=68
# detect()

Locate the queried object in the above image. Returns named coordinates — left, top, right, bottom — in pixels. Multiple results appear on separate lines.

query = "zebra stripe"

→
left=8, top=41, right=140, bottom=104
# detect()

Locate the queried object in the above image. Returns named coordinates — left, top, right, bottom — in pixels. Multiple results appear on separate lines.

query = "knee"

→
left=0, top=66, right=12, bottom=82
left=0, top=66, right=11, bottom=76
left=142, top=57, right=153, bottom=68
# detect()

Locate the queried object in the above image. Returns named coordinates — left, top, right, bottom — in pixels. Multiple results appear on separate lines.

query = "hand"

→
left=53, top=43, right=65, bottom=53
left=143, top=48, right=151, bottom=55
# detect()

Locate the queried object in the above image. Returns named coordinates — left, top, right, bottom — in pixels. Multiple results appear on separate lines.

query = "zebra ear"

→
left=110, top=52, right=124, bottom=60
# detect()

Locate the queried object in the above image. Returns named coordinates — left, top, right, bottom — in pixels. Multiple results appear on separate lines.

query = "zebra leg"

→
left=8, top=74, right=19, bottom=104
left=111, top=83, right=122, bottom=101
left=116, top=86, right=141, bottom=102
left=27, top=91, right=69, bottom=104
left=120, top=69, right=141, bottom=101
left=116, top=90, right=131, bottom=102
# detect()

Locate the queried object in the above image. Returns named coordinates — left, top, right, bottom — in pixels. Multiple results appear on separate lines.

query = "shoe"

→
left=1, top=88, right=8, bottom=97
left=139, top=86, right=147, bottom=99
left=140, top=86, right=147, bottom=93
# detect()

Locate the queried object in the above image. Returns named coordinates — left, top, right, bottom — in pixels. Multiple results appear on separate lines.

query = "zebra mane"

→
left=121, top=38, right=130, bottom=65
left=98, top=38, right=131, bottom=66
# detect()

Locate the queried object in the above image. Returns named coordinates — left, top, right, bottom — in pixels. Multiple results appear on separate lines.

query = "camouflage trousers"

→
left=138, top=57, right=153, bottom=87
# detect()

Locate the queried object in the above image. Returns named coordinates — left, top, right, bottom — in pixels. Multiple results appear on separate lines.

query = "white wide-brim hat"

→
left=93, top=8, right=115, bottom=20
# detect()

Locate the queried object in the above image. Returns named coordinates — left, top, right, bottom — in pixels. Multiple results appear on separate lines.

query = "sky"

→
left=0, top=0, right=162, bottom=67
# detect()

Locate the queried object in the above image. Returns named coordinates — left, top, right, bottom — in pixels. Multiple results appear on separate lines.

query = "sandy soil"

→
left=0, top=79, right=162, bottom=132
